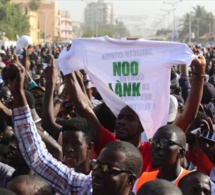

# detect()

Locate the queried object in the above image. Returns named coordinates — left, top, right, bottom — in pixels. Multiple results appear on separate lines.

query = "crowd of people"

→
left=0, top=38, right=214, bottom=195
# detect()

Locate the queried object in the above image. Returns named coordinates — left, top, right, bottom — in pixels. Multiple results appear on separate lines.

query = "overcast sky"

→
left=56, top=0, right=215, bottom=21
left=56, top=0, right=215, bottom=36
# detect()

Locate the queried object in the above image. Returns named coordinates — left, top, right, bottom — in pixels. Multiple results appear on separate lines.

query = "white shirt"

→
left=59, top=36, right=197, bottom=139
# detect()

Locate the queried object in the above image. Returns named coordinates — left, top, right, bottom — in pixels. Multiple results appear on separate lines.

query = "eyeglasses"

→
left=149, top=138, right=184, bottom=150
left=90, top=159, right=131, bottom=175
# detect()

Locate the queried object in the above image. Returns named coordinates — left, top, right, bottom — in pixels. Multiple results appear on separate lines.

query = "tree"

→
left=0, top=1, right=30, bottom=40
left=178, top=5, right=212, bottom=42
left=29, top=0, right=41, bottom=11
left=114, top=21, right=130, bottom=38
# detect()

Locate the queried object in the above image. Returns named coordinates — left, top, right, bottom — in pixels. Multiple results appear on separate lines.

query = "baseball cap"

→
left=168, top=95, right=178, bottom=123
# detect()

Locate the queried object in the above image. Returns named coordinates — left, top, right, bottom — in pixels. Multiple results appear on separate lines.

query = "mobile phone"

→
left=191, top=128, right=215, bottom=144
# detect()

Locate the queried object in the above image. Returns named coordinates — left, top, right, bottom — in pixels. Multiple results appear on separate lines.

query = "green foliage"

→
left=29, top=0, right=41, bottom=11
left=178, top=5, right=213, bottom=42
left=0, top=1, right=30, bottom=40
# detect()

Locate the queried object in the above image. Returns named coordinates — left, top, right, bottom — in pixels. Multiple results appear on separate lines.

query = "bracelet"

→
left=54, top=96, right=64, bottom=103
left=192, top=72, right=205, bottom=78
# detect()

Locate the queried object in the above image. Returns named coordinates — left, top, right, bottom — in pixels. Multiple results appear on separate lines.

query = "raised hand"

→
left=196, top=118, right=215, bottom=166
left=43, top=58, right=59, bottom=84
left=190, top=54, right=206, bottom=77
left=6, top=63, right=25, bottom=95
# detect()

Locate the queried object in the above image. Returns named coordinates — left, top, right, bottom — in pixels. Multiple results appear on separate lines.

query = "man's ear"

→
left=127, top=174, right=137, bottom=187
left=87, top=142, right=94, bottom=151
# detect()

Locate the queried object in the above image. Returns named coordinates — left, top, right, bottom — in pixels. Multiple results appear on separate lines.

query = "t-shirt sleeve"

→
left=165, top=43, right=197, bottom=67
left=59, top=39, right=85, bottom=75
left=94, top=126, right=117, bottom=155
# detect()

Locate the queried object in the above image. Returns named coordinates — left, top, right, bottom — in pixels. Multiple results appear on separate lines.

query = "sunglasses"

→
left=149, top=138, right=184, bottom=150
left=90, top=159, right=131, bottom=175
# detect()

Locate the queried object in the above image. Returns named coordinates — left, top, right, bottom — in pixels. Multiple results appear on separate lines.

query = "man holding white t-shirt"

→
left=60, top=36, right=206, bottom=172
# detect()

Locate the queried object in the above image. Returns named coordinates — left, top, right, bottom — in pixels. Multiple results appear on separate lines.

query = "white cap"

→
left=168, top=95, right=178, bottom=123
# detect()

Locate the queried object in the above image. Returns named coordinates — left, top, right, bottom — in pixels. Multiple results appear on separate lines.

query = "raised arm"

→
left=179, top=64, right=191, bottom=102
left=174, top=54, right=206, bottom=132
left=41, top=59, right=62, bottom=138
left=64, top=72, right=102, bottom=145
left=9, top=63, right=92, bottom=194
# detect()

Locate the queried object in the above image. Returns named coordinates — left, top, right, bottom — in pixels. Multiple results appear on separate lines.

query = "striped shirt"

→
left=13, top=105, right=92, bottom=195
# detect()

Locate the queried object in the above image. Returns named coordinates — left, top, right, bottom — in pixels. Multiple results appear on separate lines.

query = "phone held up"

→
left=191, top=128, right=215, bottom=144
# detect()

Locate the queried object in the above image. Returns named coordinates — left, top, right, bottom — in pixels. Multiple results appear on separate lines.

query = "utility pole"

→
left=161, top=9, right=173, bottom=29
left=163, top=0, right=182, bottom=41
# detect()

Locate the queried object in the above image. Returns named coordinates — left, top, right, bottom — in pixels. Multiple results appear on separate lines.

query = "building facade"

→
left=10, top=0, right=74, bottom=44
left=59, top=10, right=73, bottom=40
left=84, top=0, right=113, bottom=33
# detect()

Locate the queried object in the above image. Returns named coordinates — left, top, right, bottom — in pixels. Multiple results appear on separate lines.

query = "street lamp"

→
left=188, top=15, right=200, bottom=43
left=157, top=14, right=166, bottom=29
left=163, top=0, right=182, bottom=41
left=161, top=9, right=174, bottom=29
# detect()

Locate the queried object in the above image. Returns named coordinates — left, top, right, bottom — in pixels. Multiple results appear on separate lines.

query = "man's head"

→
left=6, top=175, right=53, bottom=195
left=93, top=102, right=116, bottom=133
left=150, top=125, right=186, bottom=168
left=178, top=171, right=211, bottom=195
left=92, top=141, right=142, bottom=195
left=137, top=179, right=182, bottom=195
left=6, top=135, right=27, bottom=169
left=62, top=118, right=94, bottom=170
left=201, top=82, right=215, bottom=104
left=115, top=106, right=143, bottom=141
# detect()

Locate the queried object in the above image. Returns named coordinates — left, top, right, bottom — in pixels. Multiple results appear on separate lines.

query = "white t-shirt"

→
left=59, top=35, right=196, bottom=139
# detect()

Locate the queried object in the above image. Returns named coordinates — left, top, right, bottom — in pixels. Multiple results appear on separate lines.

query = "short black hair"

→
left=61, top=117, right=95, bottom=143
left=154, top=125, right=186, bottom=148
left=105, top=141, right=142, bottom=177
left=93, top=102, right=116, bottom=132
left=137, top=179, right=182, bottom=195
left=7, top=175, right=53, bottom=195
left=178, top=171, right=211, bottom=193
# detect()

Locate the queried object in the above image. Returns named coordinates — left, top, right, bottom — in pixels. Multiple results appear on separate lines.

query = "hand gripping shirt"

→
left=13, top=105, right=92, bottom=195
left=59, top=36, right=197, bottom=139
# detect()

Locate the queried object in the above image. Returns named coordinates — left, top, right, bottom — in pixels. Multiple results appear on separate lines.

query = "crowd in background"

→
left=0, top=40, right=214, bottom=195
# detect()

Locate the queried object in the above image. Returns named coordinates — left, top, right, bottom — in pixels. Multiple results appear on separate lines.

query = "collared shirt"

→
left=13, top=105, right=92, bottom=195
